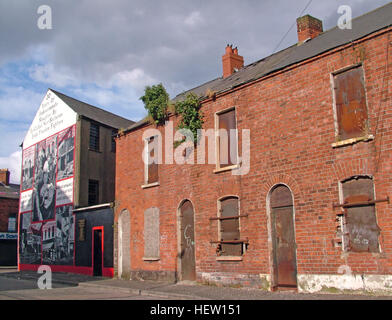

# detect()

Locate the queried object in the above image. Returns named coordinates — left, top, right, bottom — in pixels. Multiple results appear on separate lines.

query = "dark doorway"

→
left=179, top=200, right=196, bottom=281
left=270, top=185, right=297, bottom=290
left=93, top=228, right=103, bottom=276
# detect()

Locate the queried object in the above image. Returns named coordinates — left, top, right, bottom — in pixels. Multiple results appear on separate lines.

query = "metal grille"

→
left=89, top=123, right=100, bottom=151
left=88, top=180, right=99, bottom=206
left=342, top=176, right=380, bottom=252
left=220, top=197, right=242, bottom=256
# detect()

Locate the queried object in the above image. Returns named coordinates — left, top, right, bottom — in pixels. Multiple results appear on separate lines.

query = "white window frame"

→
left=142, top=136, right=160, bottom=189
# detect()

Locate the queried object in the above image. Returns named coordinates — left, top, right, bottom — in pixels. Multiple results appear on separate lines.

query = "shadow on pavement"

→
left=0, top=270, right=109, bottom=291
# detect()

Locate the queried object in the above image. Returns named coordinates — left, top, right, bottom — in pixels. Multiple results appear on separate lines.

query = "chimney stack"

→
left=222, top=44, right=244, bottom=78
left=0, top=169, right=10, bottom=186
left=296, top=15, right=323, bottom=44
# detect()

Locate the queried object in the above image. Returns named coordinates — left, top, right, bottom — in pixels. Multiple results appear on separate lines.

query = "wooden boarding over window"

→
left=219, top=197, right=242, bottom=256
left=341, top=176, right=380, bottom=253
left=334, top=66, right=368, bottom=141
left=147, top=136, right=158, bottom=184
left=218, top=109, right=238, bottom=167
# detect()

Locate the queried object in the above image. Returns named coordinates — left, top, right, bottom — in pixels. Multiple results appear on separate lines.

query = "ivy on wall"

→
left=140, top=84, right=203, bottom=146
left=174, top=92, right=204, bottom=145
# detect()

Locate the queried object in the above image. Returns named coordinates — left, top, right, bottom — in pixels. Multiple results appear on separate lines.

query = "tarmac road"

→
left=1, top=268, right=392, bottom=301
left=0, top=276, right=169, bottom=300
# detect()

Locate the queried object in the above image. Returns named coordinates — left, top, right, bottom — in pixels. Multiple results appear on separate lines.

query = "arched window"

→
left=216, top=196, right=244, bottom=256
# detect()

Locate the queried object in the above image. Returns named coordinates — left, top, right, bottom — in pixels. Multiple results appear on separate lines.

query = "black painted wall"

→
left=74, top=208, right=113, bottom=268
left=0, top=240, right=17, bottom=266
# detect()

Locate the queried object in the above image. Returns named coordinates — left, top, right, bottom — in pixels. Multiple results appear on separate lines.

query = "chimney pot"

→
left=296, top=14, right=323, bottom=44
left=222, top=45, right=244, bottom=78
left=0, top=169, right=10, bottom=186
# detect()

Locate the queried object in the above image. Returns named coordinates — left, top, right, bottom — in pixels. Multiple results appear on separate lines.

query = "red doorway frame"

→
left=92, top=226, right=104, bottom=276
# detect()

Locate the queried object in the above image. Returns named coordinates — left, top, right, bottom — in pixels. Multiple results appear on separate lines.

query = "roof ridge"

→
left=49, top=88, right=135, bottom=124
left=172, top=2, right=392, bottom=103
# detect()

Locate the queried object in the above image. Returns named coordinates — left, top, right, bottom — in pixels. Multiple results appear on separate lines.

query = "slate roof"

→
left=0, top=182, right=20, bottom=199
left=124, top=2, right=392, bottom=134
left=173, top=2, right=392, bottom=102
left=50, top=89, right=135, bottom=129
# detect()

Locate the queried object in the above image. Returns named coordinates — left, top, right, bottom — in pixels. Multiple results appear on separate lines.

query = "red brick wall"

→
left=0, top=198, right=19, bottom=232
left=115, top=29, right=392, bottom=287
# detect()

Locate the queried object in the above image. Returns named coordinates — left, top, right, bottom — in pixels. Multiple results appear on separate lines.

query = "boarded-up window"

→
left=143, top=207, right=160, bottom=259
left=146, top=136, right=158, bottom=184
left=89, top=122, right=100, bottom=151
left=219, top=197, right=242, bottom=256
left=341, top=176, right=380, bottom=252
left=333, top=66, right=368, bottom=141
left=217, top=109, right=238, bottom=168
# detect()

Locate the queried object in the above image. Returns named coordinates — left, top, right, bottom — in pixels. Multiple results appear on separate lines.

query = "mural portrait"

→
left=32, top=135, right=58, bottom=222
left=55, top=205, right=75, bottom=265
left=19, top=213, right=42, bottom=265
left=57, top=126, right=75, bottom=181
left=19, top=89, right=78, bottom=268
left=22, top=146, right=35, bottom=191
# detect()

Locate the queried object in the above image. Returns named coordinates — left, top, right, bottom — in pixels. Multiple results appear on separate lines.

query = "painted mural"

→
left=19, top=125, right=75, bottom=265
left=19, top=90, right=77, bottom=266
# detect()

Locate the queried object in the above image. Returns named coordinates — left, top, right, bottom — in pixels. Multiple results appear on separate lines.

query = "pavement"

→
left=0, top=267, right=392, bottom=300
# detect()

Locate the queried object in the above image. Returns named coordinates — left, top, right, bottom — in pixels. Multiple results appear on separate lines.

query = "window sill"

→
left=88, top=148, right=101, bottom=153
left=332, top=134, right=374, bottom=148
left=216, top=256, right=243, bottom=261
left=213, top=164, right=240, bottom=174
left=143, top=257, right=160, bottom=261
left=141, top=182, right=160, bottom=189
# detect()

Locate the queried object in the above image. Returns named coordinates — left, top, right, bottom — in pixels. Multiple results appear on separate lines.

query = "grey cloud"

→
left=0, top=0, right=390, bottom=97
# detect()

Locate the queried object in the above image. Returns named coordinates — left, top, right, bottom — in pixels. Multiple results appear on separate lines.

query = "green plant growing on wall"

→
left=140, top=83, right=169, bottom=125
left=174, top=92, right=204, bottom=146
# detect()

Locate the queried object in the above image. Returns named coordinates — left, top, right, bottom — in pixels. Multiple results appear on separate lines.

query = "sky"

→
left=0, top=0, right=390, bottom=183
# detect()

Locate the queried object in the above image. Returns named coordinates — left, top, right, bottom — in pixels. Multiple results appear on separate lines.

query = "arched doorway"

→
left=118, top=209, right=130, bottom=279
left=269, top=185, right=297, bottom=289
left=178, top=200, right=196, bottom=281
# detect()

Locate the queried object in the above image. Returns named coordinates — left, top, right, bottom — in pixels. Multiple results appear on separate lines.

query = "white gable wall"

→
left=23, top=89, right=77, bottom=149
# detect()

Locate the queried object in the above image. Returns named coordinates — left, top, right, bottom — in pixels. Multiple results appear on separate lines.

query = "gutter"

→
left=73, top=202, right=114, bottom=213
left=120, top=24, right=392, bottom=136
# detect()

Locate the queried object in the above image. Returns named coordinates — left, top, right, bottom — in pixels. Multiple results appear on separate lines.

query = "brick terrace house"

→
left=0, top=169, right=19, bottom=266
left=114, top=3, right=392, bottom=293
